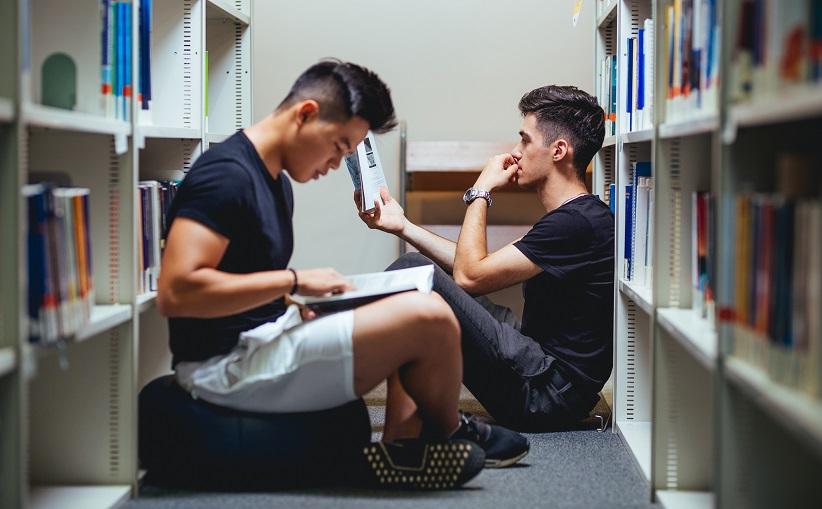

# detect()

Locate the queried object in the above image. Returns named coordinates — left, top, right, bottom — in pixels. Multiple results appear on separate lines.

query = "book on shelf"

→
left=290, top=265, right=435, bottom=314
left=623, top=19, right=654, bottom=133
left=138, top=181, right=162, bottom=293
left=691, top=191, right=715, bottom=324
left=24, top=184, right=93, bottom=344
left=731, top=0, right=822, bottom=103
left=624, top=162, right=653, bottom=285
left=624, top=184, right=633, bottom=278
left=345, top=131, right=388, bottom=213
left=599, top=54, right=617, bottom=136
left=664, top=0, right=719, bottom=122
left=100, top=0, right=135, bottom=121
left=138, top=0, right=153, bottom=113
left=730, top=153, right=821, bottom=398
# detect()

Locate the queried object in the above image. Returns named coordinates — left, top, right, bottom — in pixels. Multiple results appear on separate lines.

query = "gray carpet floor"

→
left=125, top=406, right=658, bottom=509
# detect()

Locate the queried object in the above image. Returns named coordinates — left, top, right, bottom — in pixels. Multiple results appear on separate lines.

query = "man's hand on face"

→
left=474, top=153, right=519, bottom=192
left=355, top=187, right=407, bottom=235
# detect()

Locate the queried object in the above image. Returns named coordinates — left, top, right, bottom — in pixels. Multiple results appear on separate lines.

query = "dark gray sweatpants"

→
left=386, top=253, right=599, bottom=432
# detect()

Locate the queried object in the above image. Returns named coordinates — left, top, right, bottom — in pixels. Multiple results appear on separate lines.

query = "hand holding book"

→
left=355, top=187, right=406, bottom=235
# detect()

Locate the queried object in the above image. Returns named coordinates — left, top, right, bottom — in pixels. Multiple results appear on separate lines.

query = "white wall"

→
left=252, top=0, right=594, bottom=274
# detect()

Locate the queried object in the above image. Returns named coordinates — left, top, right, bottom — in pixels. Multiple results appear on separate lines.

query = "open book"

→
left=290, top=265, right=435, bottom=314
left=345, top=130, right=388, bottom=213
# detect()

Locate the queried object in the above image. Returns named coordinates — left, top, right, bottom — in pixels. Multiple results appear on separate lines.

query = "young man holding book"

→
left=156, top=59, right=528, bottom=489
left=357, top=85, right=614, bottom=432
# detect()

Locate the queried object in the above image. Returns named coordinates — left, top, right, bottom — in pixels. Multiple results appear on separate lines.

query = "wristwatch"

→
left=463, top=188, right=492, bottom=208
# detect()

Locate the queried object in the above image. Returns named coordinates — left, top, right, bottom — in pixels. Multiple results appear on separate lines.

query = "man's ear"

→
left=295, top=100, right=320, bottom=128
left=553, top=138, right=570, bottom=162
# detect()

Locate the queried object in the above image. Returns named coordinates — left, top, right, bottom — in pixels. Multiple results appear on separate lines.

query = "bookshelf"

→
left=0, top=1, right=253, bottom=507
left=597, top=0, right=822, bottom=506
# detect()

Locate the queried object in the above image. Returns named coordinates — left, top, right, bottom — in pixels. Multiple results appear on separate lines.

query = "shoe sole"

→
left=361, top=441, right=484, bottom=490
left=484, top=448, right=530, bottom=468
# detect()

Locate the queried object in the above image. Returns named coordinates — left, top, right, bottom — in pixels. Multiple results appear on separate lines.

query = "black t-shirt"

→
left=514, top=194, right=614, bottom=393
left=165, top=131, right=294, bottom=367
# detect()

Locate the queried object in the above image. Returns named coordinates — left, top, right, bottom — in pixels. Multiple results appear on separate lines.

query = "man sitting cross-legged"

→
left=357, top=85, right=614, bottom=435
left=157, top=59, right=529, bottom=490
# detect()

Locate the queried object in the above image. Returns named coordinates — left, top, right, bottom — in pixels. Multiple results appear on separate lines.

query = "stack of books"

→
left=24, top=184, right=93, bottom=344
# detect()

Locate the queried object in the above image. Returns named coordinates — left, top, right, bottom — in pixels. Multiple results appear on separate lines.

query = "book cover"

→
left=345, top=131, right=388, bottom=213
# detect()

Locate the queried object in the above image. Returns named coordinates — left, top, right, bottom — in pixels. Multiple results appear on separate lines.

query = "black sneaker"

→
left=358, top=439, right=485, bottom=490
left=451, top=412, right=530, bottom=468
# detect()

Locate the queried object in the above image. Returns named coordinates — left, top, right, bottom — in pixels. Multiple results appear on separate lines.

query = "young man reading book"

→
left=357, top=85, right=614, bottom=432
left=156, top=59, right=528, bottom=489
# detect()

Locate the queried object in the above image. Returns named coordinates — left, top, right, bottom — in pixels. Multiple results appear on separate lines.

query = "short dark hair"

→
left=518, top=85, right=605, bottom=179
left=278, top=59, right=397, bottom=134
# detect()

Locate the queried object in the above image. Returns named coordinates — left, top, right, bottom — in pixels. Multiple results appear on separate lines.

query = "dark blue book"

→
left=139, top=0, right=152, bottom=109
left=772, top=202, right=794, bottom=346
left=24, top=184, right=50, bottom=343
left=624, top=185, right=634, bottom=279
left=626, top=37, right=634, bottom=120
left=609, top=183, right=616, bottom=216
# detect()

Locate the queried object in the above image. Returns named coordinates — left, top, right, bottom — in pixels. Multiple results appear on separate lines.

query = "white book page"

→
left=293, top=265, right=434, bottom=304
left=357, top=132, right=387, bottom=212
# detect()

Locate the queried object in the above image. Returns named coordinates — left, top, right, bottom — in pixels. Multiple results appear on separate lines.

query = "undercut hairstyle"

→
left=518, top=85, right=605, bottom=180
left=277, top=59, right=397, bottom=134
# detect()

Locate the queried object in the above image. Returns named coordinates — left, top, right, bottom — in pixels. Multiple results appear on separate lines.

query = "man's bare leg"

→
left=383, top=372, right=423, bottom=442
left=352, top=291, right=461, bottom=438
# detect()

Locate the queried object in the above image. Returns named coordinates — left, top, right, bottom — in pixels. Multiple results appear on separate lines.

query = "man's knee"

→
left=386, top=252, right=434, bottom=271
left=402, top=292, right=460, bottom=344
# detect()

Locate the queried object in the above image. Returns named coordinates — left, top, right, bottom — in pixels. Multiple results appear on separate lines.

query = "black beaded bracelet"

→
left=287, top=268, right=299, bottom=295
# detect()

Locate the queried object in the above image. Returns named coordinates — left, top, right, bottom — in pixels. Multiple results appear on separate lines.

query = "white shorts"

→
left=175, top=305, right=357, bottom=413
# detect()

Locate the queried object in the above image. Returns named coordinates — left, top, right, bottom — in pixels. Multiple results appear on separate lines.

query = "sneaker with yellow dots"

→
left=358, top=438, right=485, bottom=490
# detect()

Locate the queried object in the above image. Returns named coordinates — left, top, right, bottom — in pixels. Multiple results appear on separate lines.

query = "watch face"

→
left=463, top=188, right=475, bottom=203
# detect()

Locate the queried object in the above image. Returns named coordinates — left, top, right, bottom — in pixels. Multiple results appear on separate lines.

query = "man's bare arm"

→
left=357, top=188, right=459, bottom=272
left=453, top=154, right=543, bottom=295
left=157, top=217, right=352, bottom=318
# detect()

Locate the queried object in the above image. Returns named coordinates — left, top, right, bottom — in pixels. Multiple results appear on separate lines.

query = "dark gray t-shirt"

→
left=514, top=194, right=615, bottom=393
left=165, top=131, right=294, bottom=367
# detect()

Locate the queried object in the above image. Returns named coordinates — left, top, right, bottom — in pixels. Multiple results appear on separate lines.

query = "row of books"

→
left=100, top=0, right=153, bottom=121
left=624, top=19, right=655, bottom=133
left=24, top=184, right=94, bottom=344
left=615, top=162, right=655, bottom=286
left=137, top=179, right=179, bottom=294
left=663, top=0, right=720, bottom=123
left=731, top=195, right=821, bottom=398
left=731, top=0, right=822, bottom=103
left=730, top=153, right=821, bottom=398
left=598, top=54, right=617, bottom=136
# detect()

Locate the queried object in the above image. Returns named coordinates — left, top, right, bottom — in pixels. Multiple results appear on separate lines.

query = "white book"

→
left=291, top=265, right=434, bottom=314
left=643, top=19, right=655, bottom=129
left=645, top=179, right=655, bottom=286
left=345, top=131, right=388, bottom=213
left=634, top=177, right=650, bottom=286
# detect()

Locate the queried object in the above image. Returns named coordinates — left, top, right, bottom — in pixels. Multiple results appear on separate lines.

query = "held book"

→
left=290, top=265, right=435, bottom=314
left=345, top=131, right=388, bottom=213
